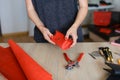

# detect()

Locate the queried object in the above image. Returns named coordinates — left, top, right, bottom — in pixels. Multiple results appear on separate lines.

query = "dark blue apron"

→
left=32, top=0, right=83, bottom=42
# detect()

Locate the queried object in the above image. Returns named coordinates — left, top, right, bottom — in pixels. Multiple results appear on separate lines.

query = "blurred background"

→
left=0, top=0, right=120, bottom=42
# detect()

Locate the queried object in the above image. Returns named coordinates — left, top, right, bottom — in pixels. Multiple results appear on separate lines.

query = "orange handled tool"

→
left=63, top=53, right=72, bottom=63
left=63, top=52, right=84, bottom=70
left=77, top=53, right=84, bottom=62
left=73, top=53, right=84, bottom=68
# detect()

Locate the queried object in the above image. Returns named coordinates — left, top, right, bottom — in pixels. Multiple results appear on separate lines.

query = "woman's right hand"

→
left=40, top=27, right=55, bottom=45
left=26, top=0, right=55, bottom=44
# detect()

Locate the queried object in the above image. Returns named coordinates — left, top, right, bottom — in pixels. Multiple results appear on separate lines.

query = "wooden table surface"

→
left=0, top=42, right=120, bottom=80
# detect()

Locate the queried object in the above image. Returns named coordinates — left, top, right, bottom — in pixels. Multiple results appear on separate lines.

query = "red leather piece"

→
left=99, top=28, right=112, bottom=35
left=0, top=40, right=52, bottom=80
left=94, top=11, right=112, bottom=26
left=51, top=31, right=73, bottom=50
left=0, top=47, right=27, bottom=80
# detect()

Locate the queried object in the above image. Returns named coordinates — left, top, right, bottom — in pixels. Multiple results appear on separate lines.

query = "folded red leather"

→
left=0, top=39, right=52, bottom=80
left=51, top=31, right=73, bottom=50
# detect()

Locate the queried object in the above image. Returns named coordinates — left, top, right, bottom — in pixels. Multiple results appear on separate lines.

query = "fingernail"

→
left=65, top=37, right=68, bottom=40
left=50, top=36, right=53, bottom=39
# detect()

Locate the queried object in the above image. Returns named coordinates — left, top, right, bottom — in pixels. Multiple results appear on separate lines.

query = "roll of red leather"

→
left=0, top=47, right=27, bottom=80
left=8, top=40, right=52, bottom=80
left=0, top=40, right=52, bottom=80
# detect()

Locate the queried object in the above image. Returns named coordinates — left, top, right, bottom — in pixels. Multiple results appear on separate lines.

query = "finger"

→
left=45, top=34, right=55, bottom=45
left=44, top=30, right=55, bottom=45
left=65, top=33, right=69, bottom=40
left=70, top=36, right=77, bottom=48
left=47, top=32, right=55, bottom=44
left=48, top=38, right=55, bottom=45
left=70, top=41, right=76, bottom=48
left=43, top=32, right=55, bottom=44
left=48, top=31, right=53, bottom=37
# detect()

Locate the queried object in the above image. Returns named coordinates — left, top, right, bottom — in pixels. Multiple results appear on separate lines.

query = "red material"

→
left=51, top=31, right=73, bottom=50
left=63, top=53, right=71, bottom=62
left=63, top=52, right=84, bottom=70
left=94, top=11, right=112, bottom=26
left=0, top=47, right=27, bottom=80
left=77, top=53, right=84, bottom=62
left=63, top=52, right=84, bottom=62
left=0, top=39, right=52, bottom=80
left=99, top=28, right=112, bottom=35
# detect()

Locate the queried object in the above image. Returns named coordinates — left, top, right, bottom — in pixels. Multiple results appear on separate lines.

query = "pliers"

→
left=63, top=52, right=84, bottom=70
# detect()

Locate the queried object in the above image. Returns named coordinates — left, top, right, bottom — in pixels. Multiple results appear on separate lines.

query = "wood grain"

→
left=0, top=42, right=120, bottom=80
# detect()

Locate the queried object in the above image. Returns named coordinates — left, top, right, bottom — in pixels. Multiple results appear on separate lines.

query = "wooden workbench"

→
left=0, top=42, right=120, bottom=80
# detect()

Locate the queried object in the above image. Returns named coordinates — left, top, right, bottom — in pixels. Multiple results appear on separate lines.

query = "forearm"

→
left=26, top=0, right=45, bottom=31
left=27, top=9, right=45, bottom=30
left=72, top=0, right=88, bottom=29
left=72, top=7, right=88, bottom=28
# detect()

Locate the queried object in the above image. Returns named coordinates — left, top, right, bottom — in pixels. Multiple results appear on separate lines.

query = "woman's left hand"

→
left=65, top=26, right=78, bottom=48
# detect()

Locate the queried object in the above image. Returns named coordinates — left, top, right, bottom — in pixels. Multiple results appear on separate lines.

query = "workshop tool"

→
left=99, top=47, right=113, bottom=62
left=118, top=59, right=120, bottom=65
left=88, top=53, right=96, bottom=59
left=114, top=52, right=120, bottom=56
left=63, top=53, right=84, bottom=70
left=104, top=62, right=120, bottom=80
left=99, top=47, right=105, bottom=56
left=105, top=47, right=113, bottom=62
left=91, top=51, right=101, bottom=57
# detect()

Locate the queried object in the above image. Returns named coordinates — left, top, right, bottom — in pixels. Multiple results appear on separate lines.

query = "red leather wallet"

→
left=51, top=31, right=73, bottom=50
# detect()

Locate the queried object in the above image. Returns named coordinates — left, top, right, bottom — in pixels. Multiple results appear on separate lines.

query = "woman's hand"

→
left=65, top=26, right=78, bottom=48
left=40, top=27, right=55, bottom=45
left=26, top=0, right=55, bottom=44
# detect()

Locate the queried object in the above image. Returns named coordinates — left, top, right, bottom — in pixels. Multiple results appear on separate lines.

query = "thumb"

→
left=48, top=31, right=53, bottom=38
left=65, top=33, right=70, bottom=40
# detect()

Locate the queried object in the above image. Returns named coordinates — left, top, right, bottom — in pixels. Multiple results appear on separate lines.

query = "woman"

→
left=26, top=0, right=88, bottom=47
